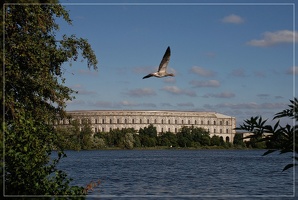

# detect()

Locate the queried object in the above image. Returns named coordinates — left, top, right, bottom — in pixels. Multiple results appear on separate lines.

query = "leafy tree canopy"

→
left=2, top=0, right=98, bottom=196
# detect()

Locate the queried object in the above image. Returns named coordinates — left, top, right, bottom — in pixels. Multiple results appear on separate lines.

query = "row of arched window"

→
left=93, top=126, right=230, bottom=134
left=93, top=118, right=230, bottom=126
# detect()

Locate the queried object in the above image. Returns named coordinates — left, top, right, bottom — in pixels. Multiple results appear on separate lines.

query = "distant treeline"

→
left=55, top=119, right=265, bottom=150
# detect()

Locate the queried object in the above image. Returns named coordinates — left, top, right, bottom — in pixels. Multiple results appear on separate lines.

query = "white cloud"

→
left=66, top=99, right=85, bottom=106
left=247, top=30, right=298, bottom=47
left=221, top=14, right=244, bottom=24
left=257, top=94, right=270, bottom=98
left=118, top=101, right=157, bottom=108
left=204, top=92, right=235, bottom=98
left=90, top=101, right=115, bottom=108
left=70, top=84, right=97, bottom=95
left=204, top=102, right=286, bottom=110
left=253, top=70, right=266, bottom=78
left=177, top=102, right=195, bottom=107
left=190, top=80, right=220, bottom=88
left=89, top=100, right=157, bottom=109
left=133, top=66, right=155, bottom=74
left=286, top=66, right=298, bottom=75
left=230, top=68, right=246, bottom=77
left=163, top=77, right=176, bottom=83
left=125, top=88, right=156, bottom=97
left=142, top=103, right=157, bottom=108
left=119, top=100, right=139, bottom=107
left=190, top=66, right=216, bottom=77
left=204, top=52, right=216, bottom=58
left=161, top=103, right=174, bottom=107
left=161, top=86, right=197, bottom=97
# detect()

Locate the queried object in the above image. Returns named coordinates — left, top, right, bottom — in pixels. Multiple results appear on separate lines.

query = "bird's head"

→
left=167, top=73, right=175, bottom=77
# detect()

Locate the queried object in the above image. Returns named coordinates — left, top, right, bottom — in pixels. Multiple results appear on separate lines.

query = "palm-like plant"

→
left=236, top=98, right=297, bottom=171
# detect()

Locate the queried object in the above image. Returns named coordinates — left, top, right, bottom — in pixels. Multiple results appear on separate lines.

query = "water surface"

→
left=57, top=149, right=295, bottom=199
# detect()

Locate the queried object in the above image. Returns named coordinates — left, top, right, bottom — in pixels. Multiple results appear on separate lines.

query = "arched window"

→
left=226, top=136, right=230, bottom=143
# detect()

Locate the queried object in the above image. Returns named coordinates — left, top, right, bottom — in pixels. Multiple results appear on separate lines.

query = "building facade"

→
left=62, top=110, right=236, bottom=143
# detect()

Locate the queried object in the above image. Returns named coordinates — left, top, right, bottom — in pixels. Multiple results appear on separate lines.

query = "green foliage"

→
left=124, top=133, right=135, bottom=150
left=176, top=126, right=210, bottom=147
left=5, top=112, right=85, bottom=196
left=3, top=0, right=98, bottom=196
left=210, top=135, right=221, bottom=146
left=57, top=124, right=242, bottom=150
left=80, top=119, right=94, bottom=150
left=139, top=124, right=158, bottom=147
left=158, top=132, right=178, bottom=147
left=236, top=98, right=298, bottom=171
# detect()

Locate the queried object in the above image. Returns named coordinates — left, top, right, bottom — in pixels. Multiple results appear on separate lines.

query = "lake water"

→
left=57, top=149, right=296, bottom=199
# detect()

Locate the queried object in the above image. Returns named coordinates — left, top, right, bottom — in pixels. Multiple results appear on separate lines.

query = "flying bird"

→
left=142, top=46, right=174, bottom=79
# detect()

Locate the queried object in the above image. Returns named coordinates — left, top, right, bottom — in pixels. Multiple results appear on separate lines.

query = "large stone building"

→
left=62, top=110, right=236, bottom=142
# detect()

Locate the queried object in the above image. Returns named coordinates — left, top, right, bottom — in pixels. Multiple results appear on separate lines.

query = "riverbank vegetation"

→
left=55, top=121, right=259, bottom=151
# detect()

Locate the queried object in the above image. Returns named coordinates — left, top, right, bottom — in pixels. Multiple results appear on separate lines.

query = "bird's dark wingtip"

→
left=143, top=74, right=152, bottom=79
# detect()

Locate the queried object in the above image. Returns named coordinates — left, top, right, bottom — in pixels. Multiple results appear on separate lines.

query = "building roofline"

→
left=66, top=110, right=236, bottom=119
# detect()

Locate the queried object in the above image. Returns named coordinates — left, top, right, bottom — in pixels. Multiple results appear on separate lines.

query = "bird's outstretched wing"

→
left=142, top=73, right=153, bottom=79
left=157, top=46, right=171, bottom=73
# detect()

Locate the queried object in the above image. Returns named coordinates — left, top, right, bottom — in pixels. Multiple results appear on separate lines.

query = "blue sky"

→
left=58, top=1, right=297, bottom=125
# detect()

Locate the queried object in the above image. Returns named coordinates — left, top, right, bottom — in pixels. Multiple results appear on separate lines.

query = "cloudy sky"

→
left=58, top=0, right=297, bottom=125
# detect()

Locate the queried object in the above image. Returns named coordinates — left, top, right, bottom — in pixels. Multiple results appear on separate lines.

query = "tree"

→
left=2, top=0, right=98, bottom=196
left=233, top=133, right=245, bottom=148
left=176, top=126, right=210, bottom=147
left=176, top=126, right=192, bottom=147
left=210, top=135, right=221, bottom=146
left=158, top=132, right=178, bottom=147
left=124, top=133, right=135, bottom=150
left=80, top=119, right=94, bottom=150
left=192, top=126, right=210, bottom=146
left=139, top=124, right=157, bottom=147
left=236, top=98, right=298, bottom=171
